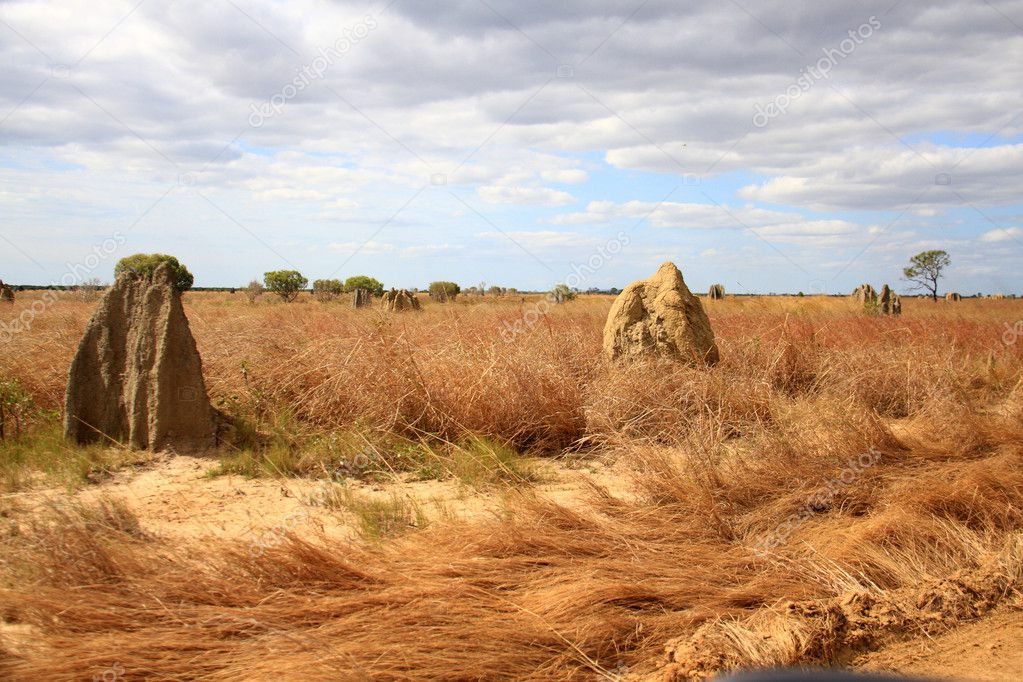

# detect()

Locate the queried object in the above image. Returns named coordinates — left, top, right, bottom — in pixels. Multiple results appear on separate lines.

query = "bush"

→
left=429, top=281, right=460, bottom=302
left=549, top=283, right=576, bottom=304
left=343, top=276, right=384, bottom=297
left=244, top=280, right=265, bottom=304
left=264, top=270, right=308, bottom=303
left=114, top=254, right=194, bottom=290
left=313, top=279, right=344, bottom=302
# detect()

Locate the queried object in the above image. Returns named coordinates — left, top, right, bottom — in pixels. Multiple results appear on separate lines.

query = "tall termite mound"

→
left=879, top=284, right=901, bottom=315
left=708, top=283, right=725, bottom=300
left=64, top=263, right=216, bottom=452
left=603, top=262, right=719, bottom=364
left=0, top=280, right=13, bottom=304
left=351, top=287, right=372, bottom=308
left=852, top=283, right=878, bottom=305
left=382, top=288, right=421, bottom=312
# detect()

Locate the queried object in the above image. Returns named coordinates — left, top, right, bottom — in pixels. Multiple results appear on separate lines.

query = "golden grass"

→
left=1, top=292, right=1022, bottom=679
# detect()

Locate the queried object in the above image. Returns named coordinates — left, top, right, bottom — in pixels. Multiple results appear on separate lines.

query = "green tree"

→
left=343, top=275, right=384, bottom=296
left=429, top=281, right=460, bottom=301
left=114, top=253, right=194, bottom=290
left=264, top=270, right=308, bottom=302
left=903, top=250, right=951, bottom=301
left=312, top=278, right=344, bottom=302
left=549, top=283, right=577, bottom=304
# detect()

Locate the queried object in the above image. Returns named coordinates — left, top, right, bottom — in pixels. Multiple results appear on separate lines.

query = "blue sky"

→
left=2, top=0, right=1022, bottom=294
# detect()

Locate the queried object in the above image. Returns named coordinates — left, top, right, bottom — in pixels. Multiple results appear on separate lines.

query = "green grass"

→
left=313, top=482, right=427, bottom=539
left=0, top=417, right=143, bottom=493
left=435, top=436, right=542, bottom=490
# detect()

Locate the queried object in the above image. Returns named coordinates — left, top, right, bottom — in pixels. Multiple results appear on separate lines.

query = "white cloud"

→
left=540, top=169, right=588, bottom=184
left=979, top=227, right=1023, bottom=243
left=328, top=240, right=396, bottom=254
left=476, top=185, right=576, bottom=206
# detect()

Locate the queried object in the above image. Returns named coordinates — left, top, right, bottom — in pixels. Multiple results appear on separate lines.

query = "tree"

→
left=549, top=283, right=577, bottom=304
left=264, top=270, right=308, bottom=302
left=429, top=281, right=460, bottom=302
left=244, top=280, right=264, bottom=303
left=903, top=250, right=950, bottom=301
left=343, top=275, right=384, bottom=297
left=487, top=285, right=505, bottom=297
left=312, top=278, right=344, bottom=302
left=114, top=253, right=194, bottom=290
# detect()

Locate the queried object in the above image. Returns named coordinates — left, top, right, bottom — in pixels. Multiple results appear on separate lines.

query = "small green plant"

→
left=264, top=270, right=308, bottom=302
left=443, top=436, right=539, bottom=490
left=321, top=485, right=426, bottom=539
left=114, top=254, right=194, bottom=290
left=0, top=378, right=34, bottom=440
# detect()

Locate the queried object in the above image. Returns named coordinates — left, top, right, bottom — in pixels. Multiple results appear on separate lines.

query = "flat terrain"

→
left=1, top=291, right=1022, bottom=680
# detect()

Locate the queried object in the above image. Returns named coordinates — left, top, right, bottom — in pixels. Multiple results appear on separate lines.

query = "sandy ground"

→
left=855, top=609, right=1023, bottom=681
left=8, top=452, right=629, bottom=547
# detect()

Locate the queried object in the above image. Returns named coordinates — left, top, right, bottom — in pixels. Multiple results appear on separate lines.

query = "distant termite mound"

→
left=352, top=287, right=372, bottom=308
left=879, top=284, right=901, bottom=315
left=946, top=292, right=962, bottom=302
left=382, top=288, right=421, bottom=312
left=64, top=263, right=217, bottom=452
left=708, top=284, right=725, bottom=300
left=603, top=262, right=719, bottom=365
left=852, top=283, right=878, bottom=305
left=0, top=280, right=13, bottom=304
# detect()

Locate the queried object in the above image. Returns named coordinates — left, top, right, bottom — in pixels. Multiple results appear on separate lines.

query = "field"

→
left=2, top=291, right=1022, bottom=680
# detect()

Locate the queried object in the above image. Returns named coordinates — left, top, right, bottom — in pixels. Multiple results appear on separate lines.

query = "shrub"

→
left=549, top=283, right=576, bottom=304
left=264, top=270, right=308, bottom=303
left=114, top=254, right=194, bottom=290
left=312, top=279, right=344, bottom=302
left=343, top=276, right=384, bottom=297
left=429, top=281, right=460, bottom=302
left=244, top=280, right=265, bottom=304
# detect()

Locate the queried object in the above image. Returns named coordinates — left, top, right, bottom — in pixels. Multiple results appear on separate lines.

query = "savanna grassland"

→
left=1, top=290, right=1022, bottom=680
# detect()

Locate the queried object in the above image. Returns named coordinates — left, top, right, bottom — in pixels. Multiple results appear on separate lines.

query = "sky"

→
left=1, top=0, right=1022, bottom=294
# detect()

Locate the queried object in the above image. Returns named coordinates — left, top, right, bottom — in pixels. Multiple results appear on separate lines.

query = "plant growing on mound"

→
left=312, top=278, right=344, bottom=302
left=343, top=276, right=384, bottom=296
left=429, top=281, right=460, bottom=301
left=114, top=254, right=194, bottom=290
left=903, top=249, right=951, bottom=301
left=264, top=270, right=308, bottom=303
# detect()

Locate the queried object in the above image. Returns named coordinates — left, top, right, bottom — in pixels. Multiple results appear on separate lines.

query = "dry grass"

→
left=1, top=291, right=1022, bottom=679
